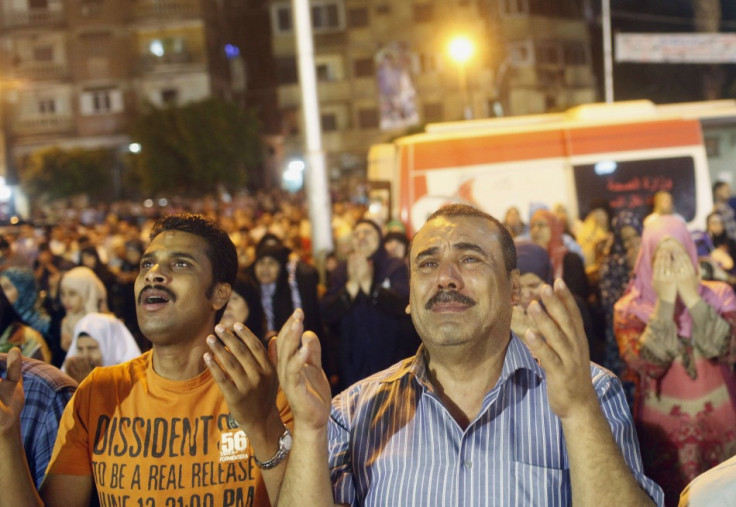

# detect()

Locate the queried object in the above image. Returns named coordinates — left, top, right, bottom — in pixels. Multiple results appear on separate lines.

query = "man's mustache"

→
left=138, top=285, right=176, bottom=304
left=425, top=290, right=477, bottom=310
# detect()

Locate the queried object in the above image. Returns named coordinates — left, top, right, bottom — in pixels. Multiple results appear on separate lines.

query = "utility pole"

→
left=602, top=0, right=614, bottom=103
left=291, top=0, right=334, bottom=269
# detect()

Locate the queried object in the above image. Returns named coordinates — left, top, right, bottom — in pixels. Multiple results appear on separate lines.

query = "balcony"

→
left=13, top=63, right=69, bottom=82
left=12, top=115, right=74, bottom=135
left=2, top=8, right=65, bottom=29
left=131, top=0, right=201, bottom=20
left=137, top=51, right=201, bottom=73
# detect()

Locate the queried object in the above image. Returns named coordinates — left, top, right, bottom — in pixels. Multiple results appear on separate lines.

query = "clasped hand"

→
left=520, top=280, right=597, bottom=421
left=652, top=248, right=699, bottom=305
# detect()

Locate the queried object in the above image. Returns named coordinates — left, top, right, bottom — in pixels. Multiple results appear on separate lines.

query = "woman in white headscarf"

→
left=62, top=312, right=141, bottom=382
left=59, top=266, right=109, bottom=351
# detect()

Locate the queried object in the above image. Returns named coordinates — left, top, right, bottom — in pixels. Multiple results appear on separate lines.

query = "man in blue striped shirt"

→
left=277, top=204, right=664, bottom=506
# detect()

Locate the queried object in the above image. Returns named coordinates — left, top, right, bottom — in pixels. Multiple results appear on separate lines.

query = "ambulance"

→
left=367, top=99, right=736, bottom=234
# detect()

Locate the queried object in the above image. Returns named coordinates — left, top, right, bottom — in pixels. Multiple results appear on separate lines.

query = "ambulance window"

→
left=573, top=156, right=696, bottom=223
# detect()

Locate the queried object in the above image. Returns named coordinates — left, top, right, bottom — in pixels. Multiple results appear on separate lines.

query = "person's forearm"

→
left=277, top=426, right=334, bottom=507
left=243, top=410, right=288, bottom=506
left=562, top=402, right=653, bottom=506
left=0, top=429, right=44, bottom=505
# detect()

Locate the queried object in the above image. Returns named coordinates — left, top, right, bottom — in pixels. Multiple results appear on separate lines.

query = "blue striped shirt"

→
left=328, top=334, right=664, bottom=506
left=0, top=354, right=76, bottom=489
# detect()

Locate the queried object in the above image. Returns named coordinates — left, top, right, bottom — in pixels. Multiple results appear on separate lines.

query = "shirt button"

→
left=464, top=460, right=472, bottom=469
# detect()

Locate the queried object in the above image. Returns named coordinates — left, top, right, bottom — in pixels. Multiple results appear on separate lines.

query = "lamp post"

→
left=448, top=35, right=475, bottom=120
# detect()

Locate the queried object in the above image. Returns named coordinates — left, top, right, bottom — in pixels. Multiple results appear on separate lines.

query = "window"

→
left=33, top=45, right=53, bottom=62
left=358, top=108, right=379, bottom=129
left=375, top=4, right=390, bottom=15
left=161, top=89, right=178, bottom=105
left=413, top=3, right=434, bottom=22
left=501, top=0, right=528, bottom=16
left=80, top=88, right=123, bottom=115
left=149, top=38, right=187, bottom=60
left=535, top=41, right=560, bottom=65
left=311, top=3, right=340, bottom=30
left=530, top=0, right=582, bottom=18
left=508, top=41, right=533, bottom=66
left=316, top=63, right=332, bottom=81
left=563, top=42, right=587, bottom=66
left=418, top=53, right=438, bottom=73
left=353, top=58, right=374, bottom=78
left=321, top=113, right=337, bottom=132
left=275, top=5, right=292, bottom=32
left=81, top=31, right=111, bottom=57
left=273, top=1, right=343, bottom=35
left=423, top=102, right=443, bottom=121
left=38, top=98, right=56, bottom=114
left=81, top=0, right=103, bottom=16
left=347, top=7, right=368, bottom=28
left=276, top=57, right=298, bottom=85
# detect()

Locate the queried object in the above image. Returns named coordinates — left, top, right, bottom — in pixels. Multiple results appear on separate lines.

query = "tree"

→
left=130, top=98, right=263, bottom=195
left=20, top=146, right=115, bottom=202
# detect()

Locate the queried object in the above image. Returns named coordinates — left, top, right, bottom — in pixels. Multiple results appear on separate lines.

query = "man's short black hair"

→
left=150, top=214, right=237, bottom=321
left=423, top=204, right=517, bottom=273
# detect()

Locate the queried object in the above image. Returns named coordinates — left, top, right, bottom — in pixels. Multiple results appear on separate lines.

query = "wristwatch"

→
left=253, top=428, right=292, bottom=470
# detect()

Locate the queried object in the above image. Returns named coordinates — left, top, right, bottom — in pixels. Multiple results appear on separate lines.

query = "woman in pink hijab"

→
left=614, top=215, right=736, bottom=506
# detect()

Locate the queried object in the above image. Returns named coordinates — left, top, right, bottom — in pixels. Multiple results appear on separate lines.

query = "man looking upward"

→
left=276, top=204, right=663, bottom=506
left=0, top=214, right=294, bottom=506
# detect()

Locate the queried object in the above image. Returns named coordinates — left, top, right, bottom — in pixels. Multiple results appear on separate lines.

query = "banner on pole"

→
left=615, top=33, right=736, bottom=63
left=375, top=42, right=419, bottom=130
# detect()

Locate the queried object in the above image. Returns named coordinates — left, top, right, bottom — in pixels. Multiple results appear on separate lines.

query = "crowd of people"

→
left=0, top=183, right=734, bottom=505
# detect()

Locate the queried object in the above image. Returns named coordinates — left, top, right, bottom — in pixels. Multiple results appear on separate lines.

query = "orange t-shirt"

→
left=47, top=350, right=292, bottom=506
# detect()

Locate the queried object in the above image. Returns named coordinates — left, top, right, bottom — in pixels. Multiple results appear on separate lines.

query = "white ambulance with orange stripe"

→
left=368, top=100, right=736, bottom=234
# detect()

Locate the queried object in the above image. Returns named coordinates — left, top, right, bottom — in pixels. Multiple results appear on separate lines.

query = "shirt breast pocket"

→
left=512, top=461, right=570, bottom=505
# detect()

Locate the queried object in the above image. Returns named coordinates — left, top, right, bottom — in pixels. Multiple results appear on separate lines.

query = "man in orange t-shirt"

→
left=0, top=214, right=297, bottom=506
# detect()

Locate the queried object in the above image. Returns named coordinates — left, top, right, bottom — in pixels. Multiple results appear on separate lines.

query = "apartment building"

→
left=267, top=0, right=596, bottom=185
left=0, top=0, right=238, bottom=188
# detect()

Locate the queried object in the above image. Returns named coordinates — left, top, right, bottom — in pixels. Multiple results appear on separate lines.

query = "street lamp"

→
left=448, top=35, right=475, bottom=120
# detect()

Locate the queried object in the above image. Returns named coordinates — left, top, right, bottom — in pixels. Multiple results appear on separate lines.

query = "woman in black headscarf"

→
left=219, top=274, right=267, bottom=343
left=321, top=218, right=419, bottom=390
left=247, top=237, right=322, bottom=339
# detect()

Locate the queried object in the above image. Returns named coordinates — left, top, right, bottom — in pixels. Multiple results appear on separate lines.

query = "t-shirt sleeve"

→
left=45, top=375, right=95, bottom=477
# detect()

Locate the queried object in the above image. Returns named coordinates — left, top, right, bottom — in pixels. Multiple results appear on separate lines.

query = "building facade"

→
left=267, top=0, right=597, bottom=189
left=0, top=0, right=238, bottom=192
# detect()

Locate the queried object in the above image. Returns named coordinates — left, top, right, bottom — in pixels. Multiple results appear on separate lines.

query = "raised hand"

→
left=521, top=279, right=597, bottom=420
left=204, top=321, right=278, bottom=432
left=0, top=348, right=24, bottom=437
left=511, top=305, right=536, bottom=338
left=346, top=252, right=373, bottom=296
left=672, top=248, right=700, bottom=307
left=63, top=356, right=96, bottom=383
left=652, top=248, right=677, bottom=303
left=275, top=309, right=331, bottom=432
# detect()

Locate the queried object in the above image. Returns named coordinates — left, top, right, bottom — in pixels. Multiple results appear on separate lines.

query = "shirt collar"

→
left=380, top=332, right=544, bottom=391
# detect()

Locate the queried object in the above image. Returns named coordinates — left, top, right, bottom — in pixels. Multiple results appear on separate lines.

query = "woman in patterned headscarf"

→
left=0, top=287, right=51, bottom=362
left=0, top=267, right=52, bottom=338
left=614, top=215, right=736, bottom=506
left=529, top=208, right=590, bottom=301
left=599, top=210, right=643, bottom=374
